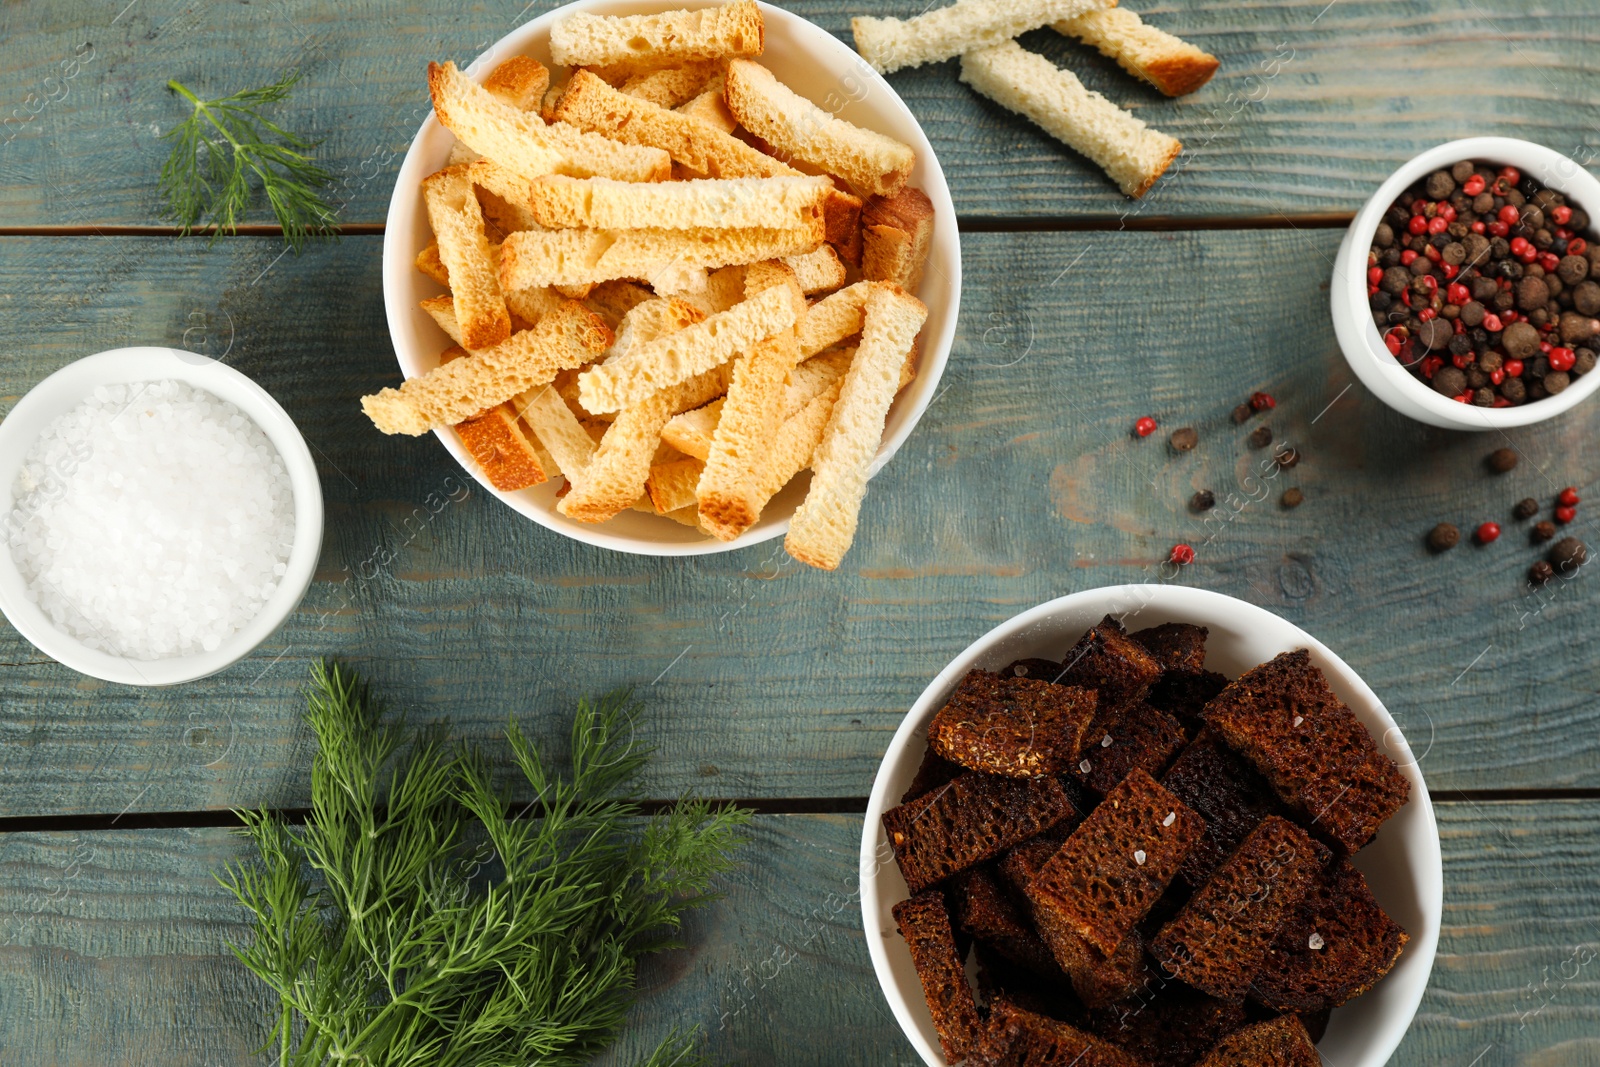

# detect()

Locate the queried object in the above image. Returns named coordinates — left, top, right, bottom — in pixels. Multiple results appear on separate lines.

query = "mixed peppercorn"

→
left=1427, top=452, right=1587, bottom=584
left=1369, top=160, right=1600, bottom=406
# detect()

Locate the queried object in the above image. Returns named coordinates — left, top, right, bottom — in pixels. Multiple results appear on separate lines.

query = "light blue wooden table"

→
left=1, top=1, right=1598, bottom=1063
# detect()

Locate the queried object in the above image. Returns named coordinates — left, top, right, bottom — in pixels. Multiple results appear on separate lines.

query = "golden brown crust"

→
left=1145, top=51, right=1221, bottom=97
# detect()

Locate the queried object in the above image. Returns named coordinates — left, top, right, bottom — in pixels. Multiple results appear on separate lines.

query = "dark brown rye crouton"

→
left=1131, top=622, right=1209, bottom=671
left=1147, top=668, right=1230, bottom=733
left=1202, top=649, right=1410, bottom=853
left=1089, top=986, right=1248, bottom=1066
left=980, top=997, right=1154, bottom=1067
left=883, top=772, right=1077, bottom=894
left=1004, top=657, right=1068, bottom=682
left=1162, top=730, right=1297, bottom=890
left=1072, top=702, right=1189, bottom=797
left=1000, top=830, right=1150, bottom=1009
left=974, top=943, right=1084, bottom=1024
left=954, top=865, right=1061, bottom=977
left=892, top=890, right=983, bottom=1062
left=1250, top=859, right=1408, bottom=1012
left=1030, top=768, right=1204, bottom=956
left=1298, top=1008, right=1330, bottom=1043
left=1058, top=615, right=1165, bottom=714
left=901, top=747, right=962, bottom=804
left=1150, top=816, right=1320, bottom=1002
left=1194, top=1014, right=1320, bottom=1066
left=929, top=669, right=1098, bottom=778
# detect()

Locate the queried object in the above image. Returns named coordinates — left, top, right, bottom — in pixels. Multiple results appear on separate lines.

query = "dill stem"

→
left=166, top=79, right=243, bottom=153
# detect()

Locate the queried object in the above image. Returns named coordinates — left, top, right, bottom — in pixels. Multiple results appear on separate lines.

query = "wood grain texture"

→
left=4, top=1, right=1600, bottom=223
left=0, top=805, right=1596, bottom=1065
left=1, top=231, right=1598, bottom=818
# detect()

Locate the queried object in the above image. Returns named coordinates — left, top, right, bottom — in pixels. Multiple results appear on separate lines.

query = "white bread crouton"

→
left=429, top=61, right=671, bottom=183
left=755, top=377, right=843, bottom=505
left=578, top=282, right=800, bottom=413
left=516, top=384, right=597, bottom=476
left=362, top=302, right=611, bottom=435
left=785, top=285, right=927, bottom=569
left=660, top=397, right=723, bottom=460
left=676, top=75, right=739, bottom=133
left=861, top=186, right=936, bottom=292
left=437, top=345, right=549, bottom=491
left=525, top=174, right=832, bottom=231
left=555, top=70, right=799, bottom=179
left=619, top=62, right=724, bottom=109
left=959, top=40, right=1181, bottom=198
left=482, top=55, right=550, bottom=110
left=1055, top=2, right=1219, bottom=97
left=852, top=0, right=1111, bottom=75
left=550, top=1, right=764, bottom=72
left=698, top=262, right=806, bottom=539
left=646, top=456, right=705, bottom=513
left=423, top=166, right=511, bottom=350
left=498, top=220, right=824, bottom=291
left=783, top=245, right=848, bottom=294
left=799, top=281, right=871, bottom=356
left=724, top=59, right=915, bottom=198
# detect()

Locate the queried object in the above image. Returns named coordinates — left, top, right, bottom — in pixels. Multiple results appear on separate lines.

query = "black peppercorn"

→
left=1550, top=536, right=1588, bottom=573
left=1488, top=447, right=1519, bottom=473
left=1529, top=560, right=1555, bottom=584
left=1513, top=497, right=1539, bottom=520
left=1191, top=490, right=1216, bottom=512
left=1231, top=403, right=1252, bottom=424
left=1248, top=425, right=1273, bottom=449
left=1533, top=520, right=1557, bottom=543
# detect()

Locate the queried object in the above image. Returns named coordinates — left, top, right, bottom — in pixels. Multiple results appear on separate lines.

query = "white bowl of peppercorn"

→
left=1333, top=137, right=1600, bottom=430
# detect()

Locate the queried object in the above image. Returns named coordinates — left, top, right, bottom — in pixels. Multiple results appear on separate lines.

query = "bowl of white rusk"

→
left=380, top=0, right=960, bottom=561
left=0, top=348, right=323, bottom=686
left=861, top=585, right=1441, bottom=1067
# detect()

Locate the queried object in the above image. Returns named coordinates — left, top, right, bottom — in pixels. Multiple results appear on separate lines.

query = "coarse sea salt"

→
left=6, top=379, right=296, bottom=660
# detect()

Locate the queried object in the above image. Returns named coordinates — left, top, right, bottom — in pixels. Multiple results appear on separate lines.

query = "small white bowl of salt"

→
left=0, top=348, right=323, bottom=685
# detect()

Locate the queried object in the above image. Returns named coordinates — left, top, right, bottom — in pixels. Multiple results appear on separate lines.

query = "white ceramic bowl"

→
left=861, top=585, right=1441, bottom=1067
left=1332, top=136, right=1600, bottom=430
left=381, top=0, right=960, bottom=556
left=0, top=348, right=324, bottom=686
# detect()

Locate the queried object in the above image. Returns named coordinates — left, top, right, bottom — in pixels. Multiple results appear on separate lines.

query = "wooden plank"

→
left=2, top=231, right=1599, bottom=818
left=0, top=804, right=1596, bottom=1064
left=4, top=1, right=1600, bottom=223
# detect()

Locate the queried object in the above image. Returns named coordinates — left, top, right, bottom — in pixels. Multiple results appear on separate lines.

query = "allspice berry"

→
left=1231, top=403, right=1253, bottom=424
left=1170, top=427, right=1199, bottom=452
left=1282, top=487, right=1304, bottom=508
left=1427, top=522, right=1460, bottom=552
left=1550, top=536, right=1588, bottom=573
left=1248, top=425, right=1273, bottom=449
left=1487, top=447, right=1519, bottom=473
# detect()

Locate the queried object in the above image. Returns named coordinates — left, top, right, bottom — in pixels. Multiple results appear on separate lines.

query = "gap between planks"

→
left=0, top=213, right=1355, bottom=240
left=0, top=788, right=1592, bottom=835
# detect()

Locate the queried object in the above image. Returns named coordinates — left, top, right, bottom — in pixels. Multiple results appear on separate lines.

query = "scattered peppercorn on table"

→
left=2, top=1, right=1600, bottom=1062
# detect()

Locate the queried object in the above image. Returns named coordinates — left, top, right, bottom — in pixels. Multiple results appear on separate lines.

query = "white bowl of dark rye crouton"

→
left=861, top=584, right=1441, bottom=1067
left=381, top=0, right=960, bottom=556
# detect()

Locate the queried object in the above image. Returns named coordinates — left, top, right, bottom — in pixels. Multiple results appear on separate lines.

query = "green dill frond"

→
left=159, top=69, right=338, bottom=252
left=221, top=662, right=750, bottom=1067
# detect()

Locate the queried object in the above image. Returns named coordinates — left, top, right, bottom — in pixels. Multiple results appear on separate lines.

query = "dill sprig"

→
left=159, top=70, right=338, bottom=251
left=218, top=661, right=750, bottom=1067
